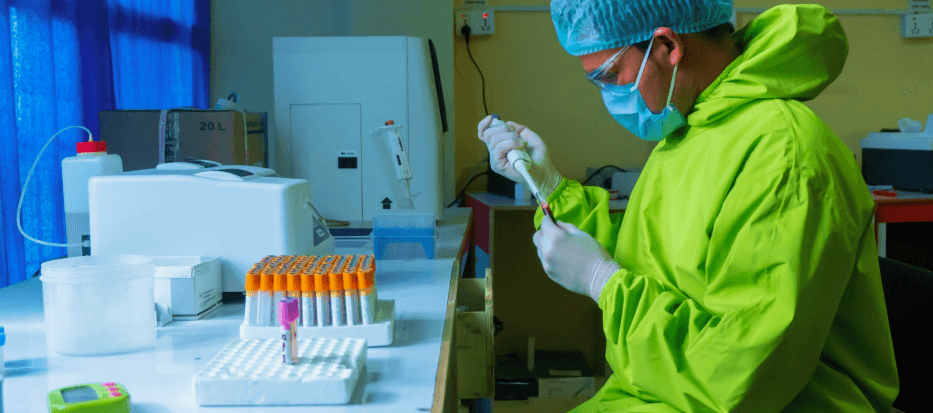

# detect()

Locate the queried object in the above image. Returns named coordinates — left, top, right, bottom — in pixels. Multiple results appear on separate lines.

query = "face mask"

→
left=599, top=39, right=685, bottom=141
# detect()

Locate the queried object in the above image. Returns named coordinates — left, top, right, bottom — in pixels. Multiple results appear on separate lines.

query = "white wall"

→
left=210, top=0, right=455, bottom=203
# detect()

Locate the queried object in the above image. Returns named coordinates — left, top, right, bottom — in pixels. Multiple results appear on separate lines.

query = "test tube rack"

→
left=194, top=337, right=367, bottom=406
left=243, top=254, right=395, bottom=346
left=240, top=299, right=396, bottom=346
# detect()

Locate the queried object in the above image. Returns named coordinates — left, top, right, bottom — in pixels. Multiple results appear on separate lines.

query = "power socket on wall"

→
left=902, top=12, right=933, bottom=38
left=455, top=8, right=495, bottom=36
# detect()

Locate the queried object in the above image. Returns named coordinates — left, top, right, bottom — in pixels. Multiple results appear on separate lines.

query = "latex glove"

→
left=533, top=217, right=621, bottom=302
left=477, top=115, right=562, bottom=199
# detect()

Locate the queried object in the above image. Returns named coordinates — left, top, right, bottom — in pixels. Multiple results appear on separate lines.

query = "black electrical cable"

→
left=583, top=165, right=628, bottom=186
left=447, top=169, right=491, bottom=208
left=462, top=25, right=489, bottom=116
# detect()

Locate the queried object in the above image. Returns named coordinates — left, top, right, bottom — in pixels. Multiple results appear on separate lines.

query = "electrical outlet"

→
left=455, top=9, right=495, bottom=36
left=908, top=0, right=932, bottom=14
left=901, top=12, right=933, bottom=38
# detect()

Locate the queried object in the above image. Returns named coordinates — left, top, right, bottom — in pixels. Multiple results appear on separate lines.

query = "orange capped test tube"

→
left=358, top=255, right=377, bottom=324
left=329, top=256, right=348, bottom=326
left=244, top=267, right=261, bottom=326
left=300, top=256, right=320, bottom=327
left=286, top=266, right=302, bottom=325
left=273, top=265, right=288, bottom=321
left=342, top=255, right=362, bottom=325
left=258, top=266, right=276, bottom=326
left=278, top=256, right=297, bottom=271
left=314, top=257, right=335, bottom=326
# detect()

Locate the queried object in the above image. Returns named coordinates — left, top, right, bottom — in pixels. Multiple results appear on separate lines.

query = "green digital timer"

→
left=48, top=382, right=130, bottom=413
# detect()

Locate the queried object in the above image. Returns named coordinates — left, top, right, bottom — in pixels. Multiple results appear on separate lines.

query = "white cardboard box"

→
left=154, top=256, right=222, bottom=321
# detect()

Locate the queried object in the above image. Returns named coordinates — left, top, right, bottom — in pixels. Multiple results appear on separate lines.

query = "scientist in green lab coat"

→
left=477, top=1, right=899, bottom=411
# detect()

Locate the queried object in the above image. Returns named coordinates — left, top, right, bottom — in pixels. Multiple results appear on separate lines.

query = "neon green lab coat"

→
left=536, top=4, right=899, bottom=412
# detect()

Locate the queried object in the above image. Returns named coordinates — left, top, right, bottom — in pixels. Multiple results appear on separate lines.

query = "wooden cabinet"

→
left=457, top=269, right=495, bottom=399
left=463, top=193, right=627, bottom=408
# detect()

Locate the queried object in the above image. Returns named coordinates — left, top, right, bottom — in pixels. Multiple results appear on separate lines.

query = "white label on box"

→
left=539, top=377, right=595, bottom=399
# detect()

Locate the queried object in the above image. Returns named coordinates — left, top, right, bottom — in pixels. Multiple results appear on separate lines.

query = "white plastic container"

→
left=61, top=140, right=123, bottom=257
left=40, top=255, right=155, bottom=356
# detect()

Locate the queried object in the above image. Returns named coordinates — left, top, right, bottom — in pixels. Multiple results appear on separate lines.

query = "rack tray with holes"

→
left=194, top=337, right=367, bottom=406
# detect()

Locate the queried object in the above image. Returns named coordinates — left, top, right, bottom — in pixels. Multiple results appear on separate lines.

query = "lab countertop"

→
left=0, top=208, right=471, bottom=412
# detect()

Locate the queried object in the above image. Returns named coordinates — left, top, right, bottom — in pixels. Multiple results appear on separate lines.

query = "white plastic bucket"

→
left=40, top=255, right=155, bottom=356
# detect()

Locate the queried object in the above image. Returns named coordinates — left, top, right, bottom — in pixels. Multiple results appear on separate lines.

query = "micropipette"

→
left=490, top=115, right=557, bottom=223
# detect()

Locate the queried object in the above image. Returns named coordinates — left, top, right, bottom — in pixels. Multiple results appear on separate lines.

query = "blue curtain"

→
left=0, top=0, right=209, bottom=288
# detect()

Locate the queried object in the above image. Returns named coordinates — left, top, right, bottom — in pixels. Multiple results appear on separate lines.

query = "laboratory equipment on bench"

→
left=490, top=115, right=557, bottom=223
left=16, top=125, right=121, bottom=257
left=40, top=255, right=155, bottom=356
left=240, top=254, right=394, bottom=346
left=372, top=211, right=437, bottom=260
left=62, top=140, right=123, bottom=257
left=154, top=159, right=222, bottom=170
left=372, top=120, right=415, bottom=209
left=273, top=36, right=448, bottom=222
left=47, top=382, right=130, bottom=413
left=88, top=165, right=335, bottom=292
left=194, top=337, right=367, bottom=406
left=861, top=114, right=933, bottom=192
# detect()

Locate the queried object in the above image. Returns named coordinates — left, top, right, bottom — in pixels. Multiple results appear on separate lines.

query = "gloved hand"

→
left=477, top=115, right=562, bottom=199
left=533, top=217, right=621, bottom=302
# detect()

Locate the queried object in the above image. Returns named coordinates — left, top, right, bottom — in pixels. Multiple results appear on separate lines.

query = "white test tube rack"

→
left=239, top=299, right=396, bottom=347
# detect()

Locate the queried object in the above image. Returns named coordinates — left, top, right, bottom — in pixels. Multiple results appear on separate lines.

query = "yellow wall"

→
left=454, top=1, right=933, bottom=194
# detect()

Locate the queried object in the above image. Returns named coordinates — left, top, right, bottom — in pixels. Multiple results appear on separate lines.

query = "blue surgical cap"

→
left=551, top=0, right=733, bottom=56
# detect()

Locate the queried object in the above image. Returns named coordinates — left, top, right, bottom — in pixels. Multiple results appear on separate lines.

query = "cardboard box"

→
left=534, top=351, right=596, bottom=400
left=99, top=110, right=267, bottom=172
left=154, top=256, right=222, bottom=321
left=495, top=353, right=538, bottom=401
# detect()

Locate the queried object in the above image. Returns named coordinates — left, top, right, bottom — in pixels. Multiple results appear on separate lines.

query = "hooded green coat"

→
left=537, top=4, right=899, bottom=412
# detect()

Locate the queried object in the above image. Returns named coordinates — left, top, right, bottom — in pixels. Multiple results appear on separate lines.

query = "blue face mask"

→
left=596, top=40, right=685, bottom=141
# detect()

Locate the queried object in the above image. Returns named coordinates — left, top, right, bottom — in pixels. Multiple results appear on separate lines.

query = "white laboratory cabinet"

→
left=273, top=36, right=446, bottom=222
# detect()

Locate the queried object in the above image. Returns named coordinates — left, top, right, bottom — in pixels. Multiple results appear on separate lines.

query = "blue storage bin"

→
left=372, top=212, right=436, bottom=260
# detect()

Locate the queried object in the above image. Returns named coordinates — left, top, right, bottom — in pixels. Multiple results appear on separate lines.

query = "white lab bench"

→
left=0, top=208, right=472, bottom=412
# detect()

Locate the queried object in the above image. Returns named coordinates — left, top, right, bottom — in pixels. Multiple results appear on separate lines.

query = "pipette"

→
left=490, top=115, right=557, bottom=223
left=372, top=121, right=415, bottom=209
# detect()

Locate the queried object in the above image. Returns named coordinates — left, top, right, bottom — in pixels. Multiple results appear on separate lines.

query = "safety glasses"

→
left=585, top=45, right=631, bottom=91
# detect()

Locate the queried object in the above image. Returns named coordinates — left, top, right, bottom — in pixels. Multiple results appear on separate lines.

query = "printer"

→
left=89, top=165, right=335, bottom=292
left=861, top=114, right=933, bottom=192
